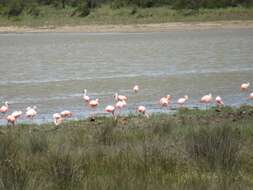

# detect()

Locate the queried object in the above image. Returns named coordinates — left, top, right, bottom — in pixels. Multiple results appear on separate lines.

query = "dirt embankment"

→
left=0, top=20, right=253, bottom=33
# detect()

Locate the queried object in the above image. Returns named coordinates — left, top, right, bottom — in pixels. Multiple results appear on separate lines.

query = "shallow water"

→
left=0, top=29, right=253, bottom=124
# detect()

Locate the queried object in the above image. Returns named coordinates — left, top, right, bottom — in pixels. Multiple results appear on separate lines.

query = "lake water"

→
left=0, top=28, right=253, bottom=124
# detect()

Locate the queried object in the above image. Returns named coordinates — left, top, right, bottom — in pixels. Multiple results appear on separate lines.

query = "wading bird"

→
left=160, top=95, right=171, bottom=107
left=60, top=110, right=72, bottom=118
left=215, top=96, right=224, bottom=107
left=241, top=82, right=250, bottom=91
left=83, top=89, right=90, bottom=102
left=89, top=98, right=99, bottom=108
left=88, top=98, right=99, bottom=119
left=26, top=106, right=37, bottom=120
left=137, top=105, right=149, bottom=118
left=115, top=100, right=127, bottom=116
left=114, top=93, right=128, bottom=102
left=0, top=101, right=9, bottom=117
left=53, top=113, right=64, bottom=126
left=200, top=93, right=212, bottom=108
left=133, top=85, right=139, bottom=93
left=11, top=110, right=22, bottom=119
left=6, top=114, right=16, bottom=126
left=105, top=105, right=116, bottom=118
left=177, top=95, right=189, bottom=106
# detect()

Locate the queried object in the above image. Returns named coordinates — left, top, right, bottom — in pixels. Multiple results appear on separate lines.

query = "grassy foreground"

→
left=0, top=5, right=253, bottom=27
left=1, top=106, right=253, bottom=189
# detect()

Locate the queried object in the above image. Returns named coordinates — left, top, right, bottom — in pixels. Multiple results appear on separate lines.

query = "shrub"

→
left=5, top=0, right=24, bottom=16
left=73, top=0, right=90, bottom=16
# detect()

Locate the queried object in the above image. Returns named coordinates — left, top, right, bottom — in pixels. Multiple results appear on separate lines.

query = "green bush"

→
left=73, top=0, right=90, bottom=16
left=26, top=2, right=41, bottom=16
left=5, top=0, right=24, bottom=16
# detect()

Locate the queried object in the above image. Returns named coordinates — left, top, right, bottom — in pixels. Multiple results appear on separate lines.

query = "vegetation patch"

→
left=0, top=106, right=253, bottom=189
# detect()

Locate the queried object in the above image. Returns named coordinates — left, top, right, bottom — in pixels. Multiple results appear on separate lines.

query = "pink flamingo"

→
left=137, top=105, right=149, bottom=118
left=241, top=82, right=250, bottom=91
left=0, top=101, right=9, bottom=117
left=133, top=85, right=139, bottom=93
left=177, top=95, right=189, bottom=107
left=83, top=89, right=90, bottom=102
left=249, top=92, right=253, bottom=100
left=6, top=114, right=16, bottom=126
left=105, top=105, right=116, bottom=118
left=115, top=100, right=127, bottom=116
left=9, top=111, right=22, bottom=125
left=215, top=96, right=224, bottom=107
left=200, top=93, right=213, bottom=109
left=53, top=113, right=64, bottom=126
left=60, top=110, right=73, bottom=118
left=114, top=93, right=128, bottom=102
left=11, top=110, right=22, bottom=119
left=89, top=98, right=99, bottom=108
left=160, top=95, right=171, bottom=107
left=88, top=98, right=99, bottom=119
left=26, top=106, right=37, bottom=120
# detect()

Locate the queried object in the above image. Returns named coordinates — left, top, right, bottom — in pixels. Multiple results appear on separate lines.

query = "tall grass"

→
left=0, top=106, right=253, bottom=189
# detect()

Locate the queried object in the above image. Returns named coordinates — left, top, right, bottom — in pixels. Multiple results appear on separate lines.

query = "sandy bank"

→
left=0, top=20, right=253, bottom=33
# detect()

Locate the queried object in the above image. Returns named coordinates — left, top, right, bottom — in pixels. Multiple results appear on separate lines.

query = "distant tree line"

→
left=0, top=0, right=252, bottom=17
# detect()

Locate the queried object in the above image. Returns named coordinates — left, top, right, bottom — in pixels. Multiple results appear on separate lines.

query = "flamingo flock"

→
left=1, top=82, right=252, bottom=126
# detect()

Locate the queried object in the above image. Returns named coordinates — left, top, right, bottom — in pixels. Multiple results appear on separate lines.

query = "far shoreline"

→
left=1, top=20, right=253, bottom=33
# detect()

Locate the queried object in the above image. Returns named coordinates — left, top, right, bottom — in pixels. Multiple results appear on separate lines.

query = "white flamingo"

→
left=241, top=82, right=250, bottom=91
left=177, top=95, right=189, bottom=107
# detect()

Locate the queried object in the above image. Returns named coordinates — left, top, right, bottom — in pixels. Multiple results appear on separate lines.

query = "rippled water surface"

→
left=0, top=29, right=253, bottom=124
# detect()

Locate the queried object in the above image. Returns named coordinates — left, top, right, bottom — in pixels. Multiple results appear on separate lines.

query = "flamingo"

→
left=241, top=82, right=250, bottom=91
left=115, top=100, right=127, bottom=115
left=200, top=93, right=213, bottom=109
left=89, top=98, right=99, bottom=108
left=177, top=95, right=189, bottom=106
left=215, top=96, right=224, bottom=107
left=160, top=95, right=171, bottom=107
left=137, top=105, right=149, bottom=118
left=105, top=105, right=116, bottom=118
left=53, top=113, right=64, bottom=126
left=88, top=98, right=99, bottom=119
left=115, top=100, right=126, bottom=109
left=26, top=106, right=37, bottom=120
left=11, top=110, right=22, bottom=119
left=83, top=89, right=90, bottom=102
left=6, top=114, right=16, bottom=126
left=0, top=101, right=9, bottom=117
left=133, top=85, right=139, bottom=93
left=60, top=110, right=73, bottom=118
left=249, top=92, right=253, bottom=100
left=114, top=93, right=128, bottom=102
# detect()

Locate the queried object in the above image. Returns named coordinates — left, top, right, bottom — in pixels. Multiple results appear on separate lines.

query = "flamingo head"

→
left=5, top=101, right=9, bottom=106
left=83, top=89, right=87, bottom=94
left=166, top=95, right=171, bottom=100
left=26, top=106, right=31, bottom=111
left=184, top=95, right=189, bottom=100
